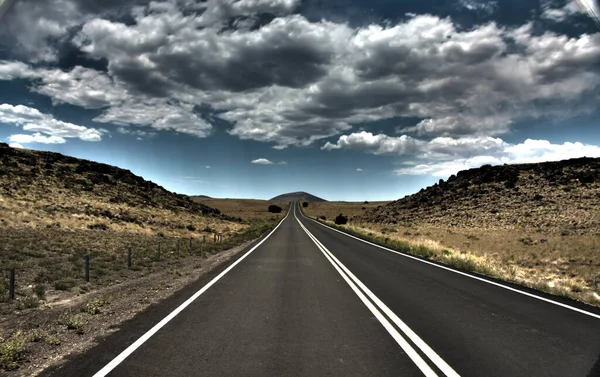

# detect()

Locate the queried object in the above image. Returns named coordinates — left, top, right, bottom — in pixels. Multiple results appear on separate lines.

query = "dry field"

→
left=302, top=200, right=391, bottom=222
left=191, top=198, right=290, bottom=221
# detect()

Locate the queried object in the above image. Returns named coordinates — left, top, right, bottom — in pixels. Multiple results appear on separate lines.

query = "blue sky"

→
left=0, top=0, right=599, bottom=201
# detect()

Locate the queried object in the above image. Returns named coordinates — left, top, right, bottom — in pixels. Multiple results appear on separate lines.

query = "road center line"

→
left=294, top=206, right=444, bottom=377
left=92, top=206, right=292, bottom=377
left=298, top=204, right=600, bottom=320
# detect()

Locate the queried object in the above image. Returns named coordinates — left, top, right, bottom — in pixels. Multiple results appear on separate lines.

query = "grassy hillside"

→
left=0, top=143, right=289, bottom=374
left=361, top=157, right=600, bottom=234
left=0, top=143, right=278, bottom=315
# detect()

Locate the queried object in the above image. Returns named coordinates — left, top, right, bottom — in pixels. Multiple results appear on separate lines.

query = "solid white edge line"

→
left=303, top=216, right=460, bottom=377
left=93, top=205, right=293, bottom=377
left=298, top=204, right=600, bottom=321
left=294, top=209, right=439, bottom=377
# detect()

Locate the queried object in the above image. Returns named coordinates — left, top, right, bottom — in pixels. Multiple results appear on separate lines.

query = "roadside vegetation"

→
left=300, top=158, right=600, bottom=308
left=191, top=198, right=289, bottom=221
left=306, top=216, right=600, bottom=307
left=0, top=144, right=289, bottom=374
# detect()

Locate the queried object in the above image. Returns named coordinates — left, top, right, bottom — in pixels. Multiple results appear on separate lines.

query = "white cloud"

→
left=356, top=168, right=363, bottom=171
left=0, top=61, right=35, bottom=80
left=0, top=4, right=599, bottom=147
left=459, top=0, right=498, bottom=14
left=278, top=161, right=288, bottom=165
left=8, top=143, right=24, bottom=149
left=394, top=138, right=600, bottom=177
left=32, top=66, right=129, bottom=109
left=251, top=158, right=274, bottom=164
left=322, top=131, right=423, bottom=154
left=324, top=130, right=600, bottom=177
left=0, top=103, right=103, bottom=143
left=541, top=0, right=586, bottom=21
left=8, top=133, right=66, bottom=144
left=205, top=166, right=211, bottom=169
left=94, top=99, right=213, bottom=137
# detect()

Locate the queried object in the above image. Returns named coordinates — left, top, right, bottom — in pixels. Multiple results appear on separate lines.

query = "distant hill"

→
left=359, top=157, right=600, bottom=235
left=269, top=191, right=327, bottom=202
left=0, top=142, right=239, bottom=227
left=189, top=195, right=212, bottom=199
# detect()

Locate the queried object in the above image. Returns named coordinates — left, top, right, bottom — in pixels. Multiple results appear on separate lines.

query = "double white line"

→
left=294, top=204, right=460, bottom=377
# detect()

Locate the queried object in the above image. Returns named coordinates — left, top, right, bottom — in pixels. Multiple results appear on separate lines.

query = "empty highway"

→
left=41, top=203, right=600, bottom=377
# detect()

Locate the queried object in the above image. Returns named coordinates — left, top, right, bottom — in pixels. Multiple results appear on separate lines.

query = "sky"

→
left=0, top=0, right=599, bottom=201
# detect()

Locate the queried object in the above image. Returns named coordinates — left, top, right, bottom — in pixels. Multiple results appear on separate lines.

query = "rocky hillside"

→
left=269, top=191, right=327, bottom=202
left=0, top=143, right=239, bottom=228
left=361, top=157, right=600, bottom=235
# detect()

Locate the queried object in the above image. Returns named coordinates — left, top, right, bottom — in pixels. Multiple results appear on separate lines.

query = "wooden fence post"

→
left=84, top=255, right=90, bottom=282
left=9, top=268, right=15, bottom=300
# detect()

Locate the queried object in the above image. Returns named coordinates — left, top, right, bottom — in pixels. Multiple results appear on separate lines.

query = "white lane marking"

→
left=300, top=215, right=460, bottom=377
left=93, top=206, right=292, bottom=377
left=298, top=204, right=600, bottom=321
left=294, top=210, right=439, bottom=377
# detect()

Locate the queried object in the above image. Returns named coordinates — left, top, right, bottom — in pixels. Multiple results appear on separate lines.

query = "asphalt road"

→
left=42, top=203, right=600, bottom=377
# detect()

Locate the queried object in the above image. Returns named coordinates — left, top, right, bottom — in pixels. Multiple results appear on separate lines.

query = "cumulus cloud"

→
left=8, top=143, right=24, bottom=149
left=32, top=67, right=129, bottom=109
left=251, top=158, right=274, bottom=164
left=205, top=165, right=211, bottom=169
left=93, top=99, right=213, bottom=137
left=394, top=138, right=600, bottom=177
left=324, top=130, right=600, bottom=177
left=8, top=133, right=66, bottom=144
left=322, top=131, right=423, bottom=154
left=356, top=168, right=363, bottom=171
left=541, top=0, right=585, bottom=21
left=0, top=103, right=103, bottom=143
left=0, top=0, right=154, bottom=62
left=1, top=2, right=600, bottom=147
left=74, top=9, right=600, bottom=144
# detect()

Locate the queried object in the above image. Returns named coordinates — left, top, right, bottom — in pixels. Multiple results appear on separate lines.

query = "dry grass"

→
left=0, top=144, right=290, bottom=372
left=301, top=203, right=600, bottom=307
left=302, top=201, right=391, bottom=222
left=191, top=198, right=290, bottom=221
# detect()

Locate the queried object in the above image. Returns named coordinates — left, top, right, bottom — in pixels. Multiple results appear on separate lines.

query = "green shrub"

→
left=83, top=298, right=107, bottom=315
left=54, top=278, right=76, bottom=291
left=334, top=213, right=348, bottom=225
left=59, top=314, right=88, bottom=334
left=0, top=332, right=25, bottom=371
left=17, top=296, right=40, bottom=309
left=268, top=205, right=282, bottom=213
left=87, top=222, right=109, bottom=230
left=33, top=284, right=46, bottom=299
